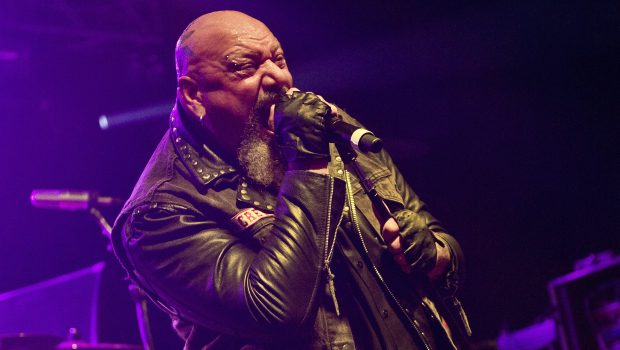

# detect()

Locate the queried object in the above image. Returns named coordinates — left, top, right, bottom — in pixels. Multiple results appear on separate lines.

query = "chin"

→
left=237, top=120, right=285, bottom=190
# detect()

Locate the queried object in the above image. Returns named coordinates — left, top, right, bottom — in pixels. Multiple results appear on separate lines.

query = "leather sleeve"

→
left=377, top=146, right=465, bottom=294
left=118, top=171, right=345, bottom=339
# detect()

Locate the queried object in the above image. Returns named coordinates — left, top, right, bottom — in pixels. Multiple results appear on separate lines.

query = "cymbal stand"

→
left=88, top=207, right=156, bottom=350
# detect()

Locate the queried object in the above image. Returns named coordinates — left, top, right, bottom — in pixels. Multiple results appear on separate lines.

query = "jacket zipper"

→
left=324, top=177, right=345, bottom=316
left=344, top=171, right=432, bottom=350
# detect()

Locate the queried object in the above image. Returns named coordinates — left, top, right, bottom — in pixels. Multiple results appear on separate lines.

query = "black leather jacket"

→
left=112, top=105, right=469, bottom=349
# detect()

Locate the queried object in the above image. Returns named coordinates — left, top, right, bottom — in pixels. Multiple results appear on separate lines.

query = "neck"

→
left=176, top=105, right=241, bottom=167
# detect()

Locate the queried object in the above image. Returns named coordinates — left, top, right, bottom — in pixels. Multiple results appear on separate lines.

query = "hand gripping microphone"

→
left=326, top=112, right=384, bottom=153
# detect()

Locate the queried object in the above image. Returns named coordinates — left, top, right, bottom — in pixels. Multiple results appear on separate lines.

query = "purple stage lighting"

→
left=0, top=50, right=19, bottom=61
left=99, top=102, right=173, bottom=130
left=0, top=262, right=105, bottom=343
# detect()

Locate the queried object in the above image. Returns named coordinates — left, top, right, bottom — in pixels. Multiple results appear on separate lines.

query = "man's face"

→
left=177, top=13, right=294, bottom=188
left=196, top=24, right=293, bottom=149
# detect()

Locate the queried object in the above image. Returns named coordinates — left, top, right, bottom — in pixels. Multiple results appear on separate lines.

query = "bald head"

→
left=173, top=10, right=292, bottom=163
left=175, top=11, right=273, bottom=79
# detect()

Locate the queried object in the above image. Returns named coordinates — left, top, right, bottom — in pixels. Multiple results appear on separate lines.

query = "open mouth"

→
left=266, top=104, right=275, bottom=133
left=254, top=104, right=273, bottom=133
left=253, top=88, right=288, bottom=135
left=254, top=94, right=279, bottom=133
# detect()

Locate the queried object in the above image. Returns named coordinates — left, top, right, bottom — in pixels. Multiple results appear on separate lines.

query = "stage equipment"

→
left=548, top=251, right=620, bottom=350
left=0, top=263, right=105, bottom=344
left=29, top=190, right=156, bottom=350
left=497, top=251, right=620, bottom=350
left=496, top=318, right=556, bottom=350
left=56, top=341, right=141, bottom=349
left=0, top=334, right=63, bottom=350
left=31, top=190, right=123, bottom=211
left=327, top=113, right=383, bottom=153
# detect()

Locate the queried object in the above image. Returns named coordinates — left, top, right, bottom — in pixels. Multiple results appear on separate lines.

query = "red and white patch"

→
left=231, top=208, right=273, bottom=231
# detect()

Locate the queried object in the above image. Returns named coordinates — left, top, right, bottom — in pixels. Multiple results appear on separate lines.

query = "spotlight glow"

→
left=98, top=115, right=109, bottom=130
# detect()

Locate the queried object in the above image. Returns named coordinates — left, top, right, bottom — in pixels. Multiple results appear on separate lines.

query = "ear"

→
left=177, top=75, right=205, bottom=118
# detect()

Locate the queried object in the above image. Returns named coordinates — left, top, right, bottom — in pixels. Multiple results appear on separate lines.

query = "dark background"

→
left=0, top=0, right=618, bottom=346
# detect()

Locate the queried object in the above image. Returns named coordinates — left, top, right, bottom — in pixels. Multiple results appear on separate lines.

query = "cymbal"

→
left=0, top=334, right=62, bottom=350
left=56, top=341, right=141, bottom=350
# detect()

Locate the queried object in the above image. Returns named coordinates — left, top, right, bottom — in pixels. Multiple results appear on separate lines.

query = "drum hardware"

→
left=30, top=189, right=155, bottom=350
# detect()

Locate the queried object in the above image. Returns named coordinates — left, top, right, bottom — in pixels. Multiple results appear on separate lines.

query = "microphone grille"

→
left=30, top=190, right=91, bottom=211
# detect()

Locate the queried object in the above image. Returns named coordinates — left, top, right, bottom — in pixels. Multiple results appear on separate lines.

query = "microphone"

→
left=327, top=117, right=384, bottom=153
left=30, top=190, right=124, bottom=211
left=278, top=87, right=384, bottom=153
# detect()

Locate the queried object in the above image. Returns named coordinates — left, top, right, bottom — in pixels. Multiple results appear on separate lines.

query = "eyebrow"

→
left=271, top=43, right=283, bottom=53
left=224, top=43, right=284, bottom=62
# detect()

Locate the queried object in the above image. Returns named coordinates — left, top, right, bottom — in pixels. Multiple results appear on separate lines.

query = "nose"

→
left=261, top=60, right=292, bottom=93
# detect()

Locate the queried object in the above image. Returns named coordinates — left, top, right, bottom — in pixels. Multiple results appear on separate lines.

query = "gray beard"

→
left=237, top=103, right=286, bottom=191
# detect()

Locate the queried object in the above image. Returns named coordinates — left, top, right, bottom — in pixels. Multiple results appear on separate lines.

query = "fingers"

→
left=316, top=94, right=338, bottom=117
left=382, top=217, right=411, bottom=273
left=382, top=217, right=400, bottom=243
left=388, top=236, right=411, bottom=273
left=427, top=241, right=451, bottom=280
left=393, top=252, right=412, bottom=274
left=386, top=235, right=402, bottom=254
left=285, top=87, right=301, bottom=96
left=283, top=88, right=337, bottom=116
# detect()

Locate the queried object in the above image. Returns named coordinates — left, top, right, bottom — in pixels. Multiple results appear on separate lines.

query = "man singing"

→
left=112, top=10, right=471, bottom=350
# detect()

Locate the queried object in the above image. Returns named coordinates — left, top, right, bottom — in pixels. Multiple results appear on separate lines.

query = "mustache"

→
left=254, top=90, right=281, bottom=111
left=249, top=87, right=288, bottom=129
left=250, top=90, right=282, bottom=129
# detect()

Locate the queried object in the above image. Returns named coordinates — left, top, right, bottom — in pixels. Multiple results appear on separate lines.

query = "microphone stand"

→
left=334, top=142, right=473, bottom=347
left=334, top=142, right=393, bottom=227
left=88, top=207, right=156, bottom=350
left=336, top=142, right=451, bottom=338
